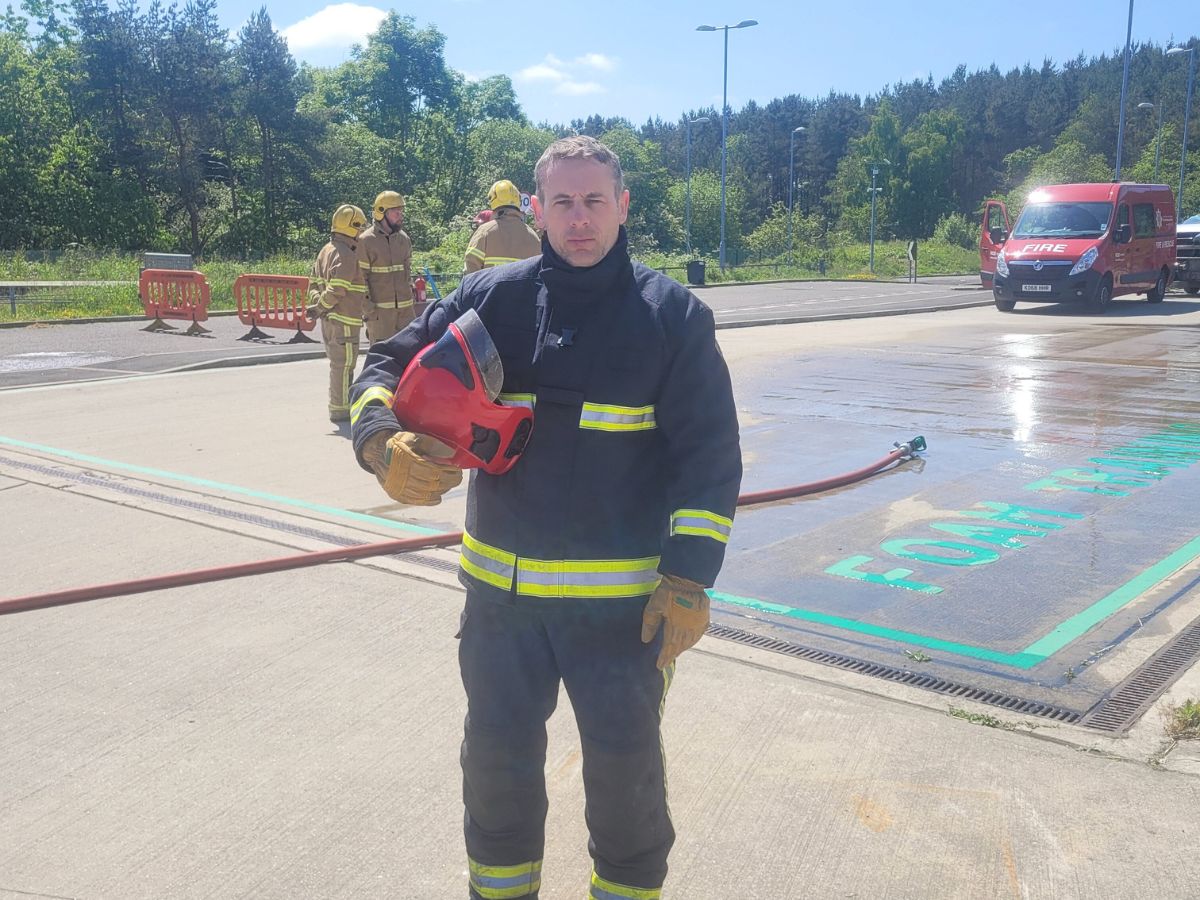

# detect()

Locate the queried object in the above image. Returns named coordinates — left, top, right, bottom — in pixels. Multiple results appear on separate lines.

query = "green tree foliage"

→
left=231, top=8, right=301, bottom=251
left=666, top=169, right=744, bottom=257
left=0, top=2, right=1196, bottom=260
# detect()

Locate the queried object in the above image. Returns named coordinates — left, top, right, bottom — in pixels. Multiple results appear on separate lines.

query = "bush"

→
left=932, top=212, right=977, bottom=249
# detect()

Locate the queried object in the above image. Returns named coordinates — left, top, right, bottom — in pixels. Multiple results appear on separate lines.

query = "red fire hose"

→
left=0, top=436, right=924, bottom=616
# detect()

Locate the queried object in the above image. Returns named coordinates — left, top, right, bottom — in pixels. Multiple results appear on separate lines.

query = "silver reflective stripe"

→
left=579, top=403, right=656, bottom=432
left=460, top=532, right=516, bottom=590
left=515, top=556, right=661, bottom=598
left=498, top=392, right=536, bottom=410
left=670, top=509, right=733, bottom=544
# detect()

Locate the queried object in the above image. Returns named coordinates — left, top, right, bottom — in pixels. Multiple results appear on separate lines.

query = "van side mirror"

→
left=989, top=227, right=1008, bottom=245
left=1114, top=223, right=1131, bottom=244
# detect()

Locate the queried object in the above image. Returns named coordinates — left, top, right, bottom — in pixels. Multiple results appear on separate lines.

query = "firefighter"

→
left=359, top=190, right=415, bottom=344
left=463, top=179, right=541, bottom=273
left=309, top=203, right=368, bottom=423
left=349, top=136, right=741, bottom=900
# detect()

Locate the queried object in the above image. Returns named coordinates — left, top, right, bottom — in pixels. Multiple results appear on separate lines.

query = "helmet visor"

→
left=452, top=308, right=504, bottom=402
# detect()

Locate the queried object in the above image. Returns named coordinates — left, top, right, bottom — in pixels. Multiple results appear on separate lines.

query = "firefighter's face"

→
left=532, top=158, right=628, bottom=268
left=385, top=207, right=403, bottom=228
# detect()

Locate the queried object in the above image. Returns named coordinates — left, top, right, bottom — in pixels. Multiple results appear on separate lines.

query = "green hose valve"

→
left=894, top=435, right=927, bottom=457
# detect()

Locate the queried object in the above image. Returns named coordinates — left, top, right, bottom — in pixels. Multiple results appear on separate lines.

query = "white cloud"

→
left=515, top=52, right=617, bottom=94
left=517, top=63, right=566, bottom=83
left=555, top=81, right=605, bottom=96
left=575, top=53, right=616, bottom=72
left=281, top=3, right=387, bottom=52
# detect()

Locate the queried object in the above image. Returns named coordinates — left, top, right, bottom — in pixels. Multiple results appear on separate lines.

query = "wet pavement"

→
left=715, top=306, right=1200, bottom=717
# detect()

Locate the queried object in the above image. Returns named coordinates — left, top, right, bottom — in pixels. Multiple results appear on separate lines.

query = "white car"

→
left=1177, top=214, right=1200, bottom=296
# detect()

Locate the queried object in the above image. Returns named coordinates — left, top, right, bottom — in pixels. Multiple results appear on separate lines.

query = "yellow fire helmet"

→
left=373, top=190, right=406, bottom=221
left=488, top=180, right=522, bottom=211
left=331, top=204, right=367, bottom=237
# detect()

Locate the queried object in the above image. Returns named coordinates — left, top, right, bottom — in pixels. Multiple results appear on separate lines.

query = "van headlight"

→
left=1069, top=247, right=1098, bottom=276
left=995, top=252, right=1009, bottom=278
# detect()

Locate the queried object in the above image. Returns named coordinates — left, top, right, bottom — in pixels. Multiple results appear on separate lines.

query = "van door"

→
left=979, top=200, right=1009, bottom=286
left=1128, top=201, right=1159, bottom=289
left=1111, top=202, right=1132, bottom=294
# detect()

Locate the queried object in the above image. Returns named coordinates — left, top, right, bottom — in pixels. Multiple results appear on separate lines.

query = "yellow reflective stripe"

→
left=460, top=535, right=660, bottom=598
left=364, top=264, right=409, bottom=273
left=357, top=260, right=369, bottom=269
left=350, top=385, right=395, bottom=425
left=469, top=858, right=542, bottom=899
left=327, top=313, right=362, bottom=326
left=516, top=556, right=661, bottom=598
left=589, top=871, right=662, bottom=900
left=369, top=301, right=415, bottom=309
left=461, top=531, right=516, bottom=590
left=498, top=392, right=536, bottom=410
left=579, top=403, right=657, bottom=432
left=670, top=509, right=733, bottom=544
left=466, top=247, right=486, bottom=260
left=483, top=256, right=521, bottom=265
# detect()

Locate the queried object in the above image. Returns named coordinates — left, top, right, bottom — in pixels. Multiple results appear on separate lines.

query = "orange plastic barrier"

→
left=233, top=273, right=316, bottom=343
left=139, top=269, right=211, bottom=335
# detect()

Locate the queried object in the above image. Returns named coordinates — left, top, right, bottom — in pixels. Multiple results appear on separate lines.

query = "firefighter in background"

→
left=309, top=203, right=368, bottom=423
left=463, top=179, right=541, bottom=273
left=350, top=136, right=742, bottom=900
left=359, top=190, right=414, bottom=343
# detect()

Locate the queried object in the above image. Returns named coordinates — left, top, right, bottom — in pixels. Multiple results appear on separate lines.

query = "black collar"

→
left=538, top=226, right=633, bottom=306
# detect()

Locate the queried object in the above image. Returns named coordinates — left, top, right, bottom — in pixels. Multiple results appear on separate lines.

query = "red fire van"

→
left=983, top=183, right=1176, bottom=312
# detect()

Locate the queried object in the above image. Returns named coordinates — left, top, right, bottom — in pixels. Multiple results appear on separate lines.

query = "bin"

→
left=686, top=259, right=706, bottom=286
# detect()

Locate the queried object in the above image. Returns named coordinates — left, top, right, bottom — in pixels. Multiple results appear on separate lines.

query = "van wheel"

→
left=994, top=297, right=1015, bottom=312
left=1086, top=275, right=1112, bottom=313
left=1187, top=282, right=1200, bottom=297
left=1146, top=268, right=1168, bottom=303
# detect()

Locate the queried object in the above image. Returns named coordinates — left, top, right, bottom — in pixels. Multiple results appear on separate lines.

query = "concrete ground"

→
left=3, top=306, right=1200, bottom=899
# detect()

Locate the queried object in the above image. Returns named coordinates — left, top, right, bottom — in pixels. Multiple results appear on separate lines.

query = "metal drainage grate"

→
left=1078, top=616, right=1200, bottom=733
left=706, top=622, right=1082, bottom=723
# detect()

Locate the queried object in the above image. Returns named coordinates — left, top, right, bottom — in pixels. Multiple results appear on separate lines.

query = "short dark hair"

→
left=534, top=135, right=624, bottom=200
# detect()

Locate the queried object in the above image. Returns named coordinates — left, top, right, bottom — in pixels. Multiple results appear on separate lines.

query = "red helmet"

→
left=472, top=209, right=494, bottom=226
left=391, top=308, right=533, bottom=474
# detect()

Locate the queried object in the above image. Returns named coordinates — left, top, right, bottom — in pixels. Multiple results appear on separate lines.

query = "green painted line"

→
left=715, top=529, right=1200, bottom=670
left=0, top=434, right=443, bottom=536
left=1020, top=533, right=1200, bottom=658
left=709, top=590, right=1044, bottom=668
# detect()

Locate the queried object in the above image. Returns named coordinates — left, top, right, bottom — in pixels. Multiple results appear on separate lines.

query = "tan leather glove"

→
left=361, top=430, right=463, bottom=506
left=641, top=573, right=710, bottom=670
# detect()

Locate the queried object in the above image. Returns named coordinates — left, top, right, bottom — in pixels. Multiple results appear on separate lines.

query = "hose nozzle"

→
left=893, top=435, right=927, bottom=458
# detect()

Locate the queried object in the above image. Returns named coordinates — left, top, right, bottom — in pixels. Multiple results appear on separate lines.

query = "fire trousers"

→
left=321, top=315, right=360, bottom=419
left=458, top=588, right=675, bottom=900
left=364, top=303, right=415, bottom=345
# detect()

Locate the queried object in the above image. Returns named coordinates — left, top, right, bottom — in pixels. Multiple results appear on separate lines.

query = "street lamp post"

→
left=1114, top=0, right=1135, bottom=180
left=868, top=160, right=889, bottom=274
left=685, top=116, right=710, bottom=256
left=1167, top=45, right=1196, bottom=219
left=1137, top=102, right=1164, bottom=182
left=696, top=19, right=758, bottom=272
left=788, top=125, right=805, bottom=264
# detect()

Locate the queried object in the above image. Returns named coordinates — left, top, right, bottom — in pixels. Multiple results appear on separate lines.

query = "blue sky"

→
left=217, top=1, right=1191, bottom=127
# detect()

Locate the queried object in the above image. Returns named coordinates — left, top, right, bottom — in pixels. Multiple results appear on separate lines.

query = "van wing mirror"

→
left=1114, top=223, right=1131, bottom=244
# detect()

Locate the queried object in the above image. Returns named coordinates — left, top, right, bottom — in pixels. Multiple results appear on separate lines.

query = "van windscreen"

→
left=1012, top=202, right=1112, bottom=239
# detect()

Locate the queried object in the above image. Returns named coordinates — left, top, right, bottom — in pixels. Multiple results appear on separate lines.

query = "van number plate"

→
left=1022, top=283, right=1051, bottom=292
